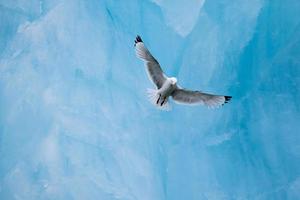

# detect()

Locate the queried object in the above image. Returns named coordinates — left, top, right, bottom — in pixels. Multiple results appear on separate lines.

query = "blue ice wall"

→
left=1, top=0, right=300, bottom=199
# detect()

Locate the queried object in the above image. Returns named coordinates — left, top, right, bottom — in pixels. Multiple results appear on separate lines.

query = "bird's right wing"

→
left=134, top=36, right=167, bottom=89
left=171, top=88, right=232, bottom=108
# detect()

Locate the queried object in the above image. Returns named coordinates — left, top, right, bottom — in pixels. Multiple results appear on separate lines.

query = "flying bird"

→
left=134, top=35, right=232, bottom=110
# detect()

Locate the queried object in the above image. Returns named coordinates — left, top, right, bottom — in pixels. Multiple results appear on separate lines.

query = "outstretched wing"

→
left=135, top=35, right=167, bottom=89
left=172, top=87, right=232, bottom=108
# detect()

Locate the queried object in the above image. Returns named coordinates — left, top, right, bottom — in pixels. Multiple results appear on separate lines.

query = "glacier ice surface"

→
left=0, top=0, right=300, bottom=199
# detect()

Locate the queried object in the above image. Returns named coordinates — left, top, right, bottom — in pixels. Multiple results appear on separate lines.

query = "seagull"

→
left=134, top=35, right=232, bottom=110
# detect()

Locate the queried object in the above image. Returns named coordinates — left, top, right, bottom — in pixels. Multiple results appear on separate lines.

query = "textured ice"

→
left=152, top=0, right=205, bottom=37
left=0, top=0, right=300, bottom=199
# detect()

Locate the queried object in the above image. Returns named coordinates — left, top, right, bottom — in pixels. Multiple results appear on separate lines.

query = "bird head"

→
left=170, top=77, right=177, bottom=85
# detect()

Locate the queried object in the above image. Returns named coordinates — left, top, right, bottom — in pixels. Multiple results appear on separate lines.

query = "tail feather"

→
left=147, top=89, right=171, bottom=111
left=147, top=88, right=158, bottom=105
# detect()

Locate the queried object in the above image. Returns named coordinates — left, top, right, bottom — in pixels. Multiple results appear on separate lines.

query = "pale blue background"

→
left=0, top=0, right=300, bottom=199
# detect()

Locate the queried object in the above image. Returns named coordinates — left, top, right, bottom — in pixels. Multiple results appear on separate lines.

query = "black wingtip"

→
left=134, top=35, right=143, bottom=46
left=224, top=96, right=232, bottom=104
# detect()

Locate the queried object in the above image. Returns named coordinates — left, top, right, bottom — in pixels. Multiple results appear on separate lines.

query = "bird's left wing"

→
left=171, top=88, right=232, bottom=108
left=134, top=35, right=167, bottom=89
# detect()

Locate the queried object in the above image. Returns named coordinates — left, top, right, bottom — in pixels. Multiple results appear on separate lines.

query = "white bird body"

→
left=158, top=78, right=177, bottom=97
left=134, top=35, right=232, bottom=110
left=152, top=78, right=177, bottom=107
